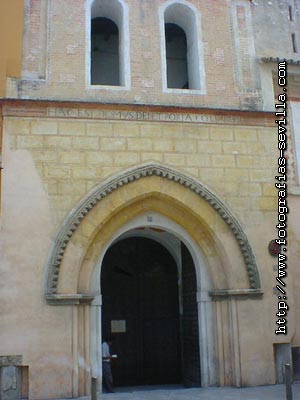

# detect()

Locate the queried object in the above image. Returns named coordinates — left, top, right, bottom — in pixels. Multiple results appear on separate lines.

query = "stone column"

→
left=216, top=300, right=225, bottom=386
left=197, top=291, right=217, bottom=387
left=90, top=295, right=102, bottom=395
left=229, top=298, right=241, bottom=387
left=72, top=306, right=79, bottom=398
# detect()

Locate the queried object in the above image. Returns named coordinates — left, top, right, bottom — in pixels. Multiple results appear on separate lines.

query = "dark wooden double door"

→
left=101, top=237, right=200, bottom=387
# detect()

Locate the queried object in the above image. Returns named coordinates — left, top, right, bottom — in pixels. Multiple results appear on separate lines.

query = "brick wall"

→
left=6, top=0, right=263, bottom=110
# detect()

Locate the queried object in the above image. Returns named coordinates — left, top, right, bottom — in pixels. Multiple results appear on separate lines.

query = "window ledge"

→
left=289, top=185, right=300, bottom=195
left=88, top=84, right=130, bottom=91
left=163, top=88, right=206, bottom=95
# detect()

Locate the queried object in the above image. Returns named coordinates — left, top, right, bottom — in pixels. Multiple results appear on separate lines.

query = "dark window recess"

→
left=292, top=33, right=298, bottom=53
left=292, top=347, right=300, bottom=380
left=289, top=5, right=293, bottom=22
left=21, top=366, right=29, bottom=399
left=165, top=23, right=189, bottom=89
left=274, top=343, right=292, bottom=384
left=91, top=17, right=120, bottom=85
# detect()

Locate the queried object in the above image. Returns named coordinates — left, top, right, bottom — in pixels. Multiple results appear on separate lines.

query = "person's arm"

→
left=102, top=355, right=113, bottom=360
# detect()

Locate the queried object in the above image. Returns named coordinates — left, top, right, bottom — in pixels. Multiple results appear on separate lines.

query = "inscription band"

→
left=47, top=107, right=242, bottom=125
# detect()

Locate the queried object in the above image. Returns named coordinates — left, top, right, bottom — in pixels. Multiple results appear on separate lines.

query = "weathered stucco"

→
left=0, top=0, right=300, bottom=398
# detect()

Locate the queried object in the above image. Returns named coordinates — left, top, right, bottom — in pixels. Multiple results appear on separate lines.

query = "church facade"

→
left=0, top=1, right=300, bottom=399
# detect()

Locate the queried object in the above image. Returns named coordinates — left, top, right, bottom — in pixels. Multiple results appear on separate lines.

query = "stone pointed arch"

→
left=44, top=162, right=261, bottom=297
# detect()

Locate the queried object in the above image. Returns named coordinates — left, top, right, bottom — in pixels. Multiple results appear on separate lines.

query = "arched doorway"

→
left=44, top=163, right=263, bottom=394
left=101, top=230, right=200, bottom=388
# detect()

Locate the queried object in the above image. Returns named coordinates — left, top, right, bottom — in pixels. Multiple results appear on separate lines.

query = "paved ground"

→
left=101, top=383, right=300, bottom=399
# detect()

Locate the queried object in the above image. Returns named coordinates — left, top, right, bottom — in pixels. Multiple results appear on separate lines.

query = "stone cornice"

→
left=45, top=294, right=95, bottom=305
left=261, top=57, right=300, bottom=66
left=45, top=163, right=261, bottom=301
left=0, top=356, right=23, bottom=367
left=209, top=289, right=264, bottom=301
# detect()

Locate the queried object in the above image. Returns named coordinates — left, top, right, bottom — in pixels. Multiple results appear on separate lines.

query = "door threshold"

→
left=114, top=384, right=185, bottom=393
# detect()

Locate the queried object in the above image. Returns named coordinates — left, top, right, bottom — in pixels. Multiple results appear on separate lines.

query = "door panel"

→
left=143, top=318, right=181, bottom=384
left=101, top=237, right=181, bottom=386
left=181, top=242, right=201, bottom=387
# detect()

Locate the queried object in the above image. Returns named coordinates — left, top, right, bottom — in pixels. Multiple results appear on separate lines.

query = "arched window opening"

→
left=89, top=0, right=130, bottom=88
left=91, top=17, right=120, bottom=85
left=162, top=2, right=204, bottom=92
left=165, top=23, right=189, bottom=89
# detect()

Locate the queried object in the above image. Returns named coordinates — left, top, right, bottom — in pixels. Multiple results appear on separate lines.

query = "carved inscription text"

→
left=47, top=107, right=242, bottom=125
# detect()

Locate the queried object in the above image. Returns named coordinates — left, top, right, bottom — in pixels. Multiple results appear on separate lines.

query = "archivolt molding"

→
left=45, top=162, right=261, bottom=298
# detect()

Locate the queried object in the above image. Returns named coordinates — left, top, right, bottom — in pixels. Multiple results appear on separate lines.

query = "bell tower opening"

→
left=100, top=228, right=201, bottom=388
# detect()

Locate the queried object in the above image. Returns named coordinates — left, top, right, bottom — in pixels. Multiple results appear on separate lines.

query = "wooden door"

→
left=101, top=237, right=181, bottom=386
left=181, top=242, right=201, bottom=387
